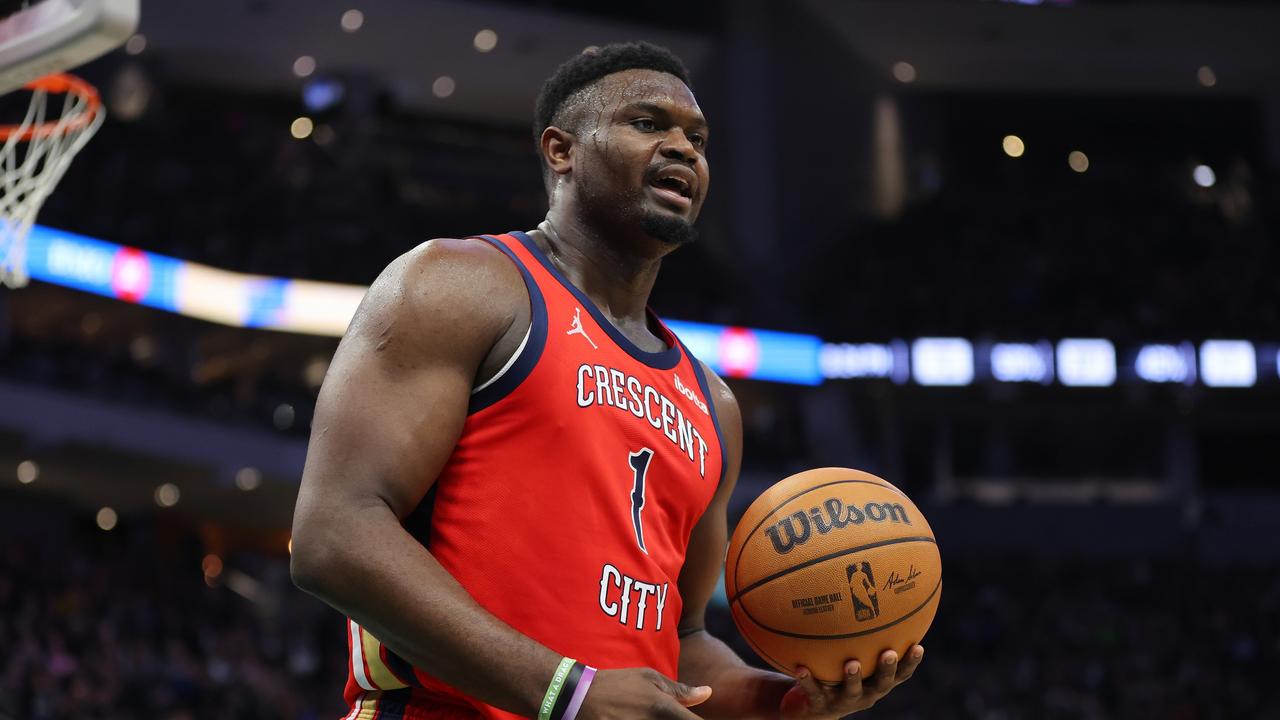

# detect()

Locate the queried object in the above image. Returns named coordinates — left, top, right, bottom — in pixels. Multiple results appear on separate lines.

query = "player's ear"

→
left=540, top=125, right=574, bottom=178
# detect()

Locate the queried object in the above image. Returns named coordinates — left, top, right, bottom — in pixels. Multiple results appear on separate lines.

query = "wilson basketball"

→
left=725, top=467, right=941, bottom=683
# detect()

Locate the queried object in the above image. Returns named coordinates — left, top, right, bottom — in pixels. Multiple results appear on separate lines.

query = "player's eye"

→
left=688, top=132, right=706, bottom=149
left=631, top=118, right=657, bottom=132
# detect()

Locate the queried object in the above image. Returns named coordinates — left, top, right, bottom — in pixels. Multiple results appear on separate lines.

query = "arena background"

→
left=3, top=0, right=1279, bottom=717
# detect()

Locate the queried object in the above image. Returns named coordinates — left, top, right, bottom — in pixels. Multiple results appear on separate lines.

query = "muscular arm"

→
left=676, top=367, right=795, bottom=720
left=289, top=238, right=560, bottom=716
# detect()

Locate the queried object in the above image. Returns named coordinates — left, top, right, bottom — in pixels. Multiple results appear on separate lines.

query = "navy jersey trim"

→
left=372, top=687, right=412, bottom=718
left=381, top=647, right=426, bottom=689
left=676, top=337, right=728, bottom=489
left=468, top=235, right=549, bottom=414
left=512, top=230, right=682, bottom=370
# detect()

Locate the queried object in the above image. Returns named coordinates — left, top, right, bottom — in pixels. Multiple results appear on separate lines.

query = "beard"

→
left=640, top=210, right=699, bottom=247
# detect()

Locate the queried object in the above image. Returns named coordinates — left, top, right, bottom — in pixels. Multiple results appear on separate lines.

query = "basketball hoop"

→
left=0, top=73, right=104, bottom=288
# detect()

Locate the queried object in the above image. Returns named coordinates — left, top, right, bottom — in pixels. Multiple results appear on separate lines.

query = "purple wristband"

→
left=560, top=665, right=596, bottom=720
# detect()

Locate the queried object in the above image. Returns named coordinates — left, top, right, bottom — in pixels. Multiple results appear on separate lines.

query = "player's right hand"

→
left=577, top=667, right=711, bottom=720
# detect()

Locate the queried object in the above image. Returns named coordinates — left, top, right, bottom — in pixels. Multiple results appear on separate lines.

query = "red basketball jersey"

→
left=339, top=231, right=726, bottom=719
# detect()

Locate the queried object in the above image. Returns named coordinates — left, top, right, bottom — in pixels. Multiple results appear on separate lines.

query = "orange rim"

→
left=0, top=73, right=102, bottom=142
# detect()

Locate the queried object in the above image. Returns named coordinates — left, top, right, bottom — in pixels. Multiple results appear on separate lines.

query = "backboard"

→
left=0, top=0, right=138, bottom=95
left=0, top=0, right=136, bottom=288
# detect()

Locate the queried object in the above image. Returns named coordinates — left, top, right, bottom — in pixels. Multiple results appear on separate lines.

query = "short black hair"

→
left=533, top=41, right=692, bottom=149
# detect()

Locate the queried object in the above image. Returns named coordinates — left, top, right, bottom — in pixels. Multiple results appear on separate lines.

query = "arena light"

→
left=1068, top=150, right=1089, bottom=173
left=890, top=340, right=911, bottom=384
left=746, top=328, right=824, bottom=385
left=290, top=117, right=314, bottom=140
left=432, top=76, right=455, bottom=99
left=820, top=343, right=895, bottom=379
left=273, top=403, right=296, bottom=430
left=16, top=460, right=38, bottom=484
left=27, top=227, right=181, bottom=309
left=892, top=61, right=916, bottom=83
left=124, top=33, right=145, bottom=55
left=303, top=77, right=345, bottom=113
left=1197, top=65, right=1217, bottom=88
left=96, top=507, right=118, bottom=531
left=474, top=29, right=498, bottom=52
left=990, top=342, right=1053, bottom=384
left=667, top=320, right=822, bottom=386
left=1057, top=339, right=1116, bottom=387
left=109, top=63, right=152, bottom=122
left=25, top=225, right=363, bottom=335
left=1135, top=343, right=1195, bottom=384
left=1200, top=340, right=1256, bottom=387
left=235, top=467, right=262, bottom=492
left=719, top=327, right=760, bottom=379
left=1002, top=135, right=1025, bottom=158
left=292, top=55, right=316, bottom=79
left=912, top=338, right=974, bottom=386
left=276, top=279, right=364, bottom=334
left=1193, top=164, right=1216, bottom=188
left=341, top=9, right=364, bottom=32
left=154, top=483, right=180, bottom=507
left=19, top=226, right=1280, bottom=391
left=202, top=554, right=223, bottom=579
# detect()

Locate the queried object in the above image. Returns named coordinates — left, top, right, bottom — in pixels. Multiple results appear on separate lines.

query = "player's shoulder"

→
left=694, top=359, right=741, bottom=429
left=398, top=236, right=523, bottom=290
left=348, top=236, right=527, bottom=341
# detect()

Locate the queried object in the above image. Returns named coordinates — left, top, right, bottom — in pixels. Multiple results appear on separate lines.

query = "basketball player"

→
left=291, top=42, right=924, bottom=719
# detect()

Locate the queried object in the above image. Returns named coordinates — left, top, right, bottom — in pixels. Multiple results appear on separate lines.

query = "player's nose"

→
left=658, top=129, right=698, bottom=164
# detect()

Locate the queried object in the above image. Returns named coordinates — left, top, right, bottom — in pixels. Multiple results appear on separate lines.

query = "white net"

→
left=0, top=75, right=104, bottom=288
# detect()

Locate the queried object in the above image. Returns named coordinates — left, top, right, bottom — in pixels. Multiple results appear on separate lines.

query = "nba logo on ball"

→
left=845, top=561, right=880, bottom=622
left=725, top=468, right=941, bottom=683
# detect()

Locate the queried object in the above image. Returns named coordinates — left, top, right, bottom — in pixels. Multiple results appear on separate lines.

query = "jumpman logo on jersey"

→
left=567, top=307, right=598, bottom=349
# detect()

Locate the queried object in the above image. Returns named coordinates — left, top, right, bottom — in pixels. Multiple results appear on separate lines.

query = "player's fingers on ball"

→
left=793, top=666, right=825, bottom=707
left=837, top=660, right=865, bottom=703
left=896, top=645, right=924, bottom=682
left=867, top=650, right=898, bottom=694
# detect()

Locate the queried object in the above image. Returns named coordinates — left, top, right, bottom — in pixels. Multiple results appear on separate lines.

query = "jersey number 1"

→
left=628, top=448, right=654, bottom=554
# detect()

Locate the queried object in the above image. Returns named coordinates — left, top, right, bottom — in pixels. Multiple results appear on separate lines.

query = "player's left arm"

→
left=675, top=363, right=923, bottom=720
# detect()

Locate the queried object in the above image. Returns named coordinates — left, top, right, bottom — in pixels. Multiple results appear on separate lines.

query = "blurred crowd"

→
left=802, top=162, right=1279, bottom=343
left=2, top=511, right=1275, bottom=719
left=42, top=84, right=546, bottom=287
left=0, top=327, right=320, bottom=438
left=35, top=79, right=1280, bottom=344
left=0, top=519, right=342, bottom=720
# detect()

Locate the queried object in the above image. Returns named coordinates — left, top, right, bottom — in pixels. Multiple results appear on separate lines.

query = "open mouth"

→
left=648, top=170, right=694, bottom=210
left=652, top=175, right=691, bottom=197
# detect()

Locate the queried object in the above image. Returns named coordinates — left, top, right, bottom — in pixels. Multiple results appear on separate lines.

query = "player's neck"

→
left=535, top=211, right=663, bottom=326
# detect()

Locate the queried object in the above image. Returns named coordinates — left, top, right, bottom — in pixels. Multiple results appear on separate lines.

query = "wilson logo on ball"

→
left=764, top=498, right=912, bottom=554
